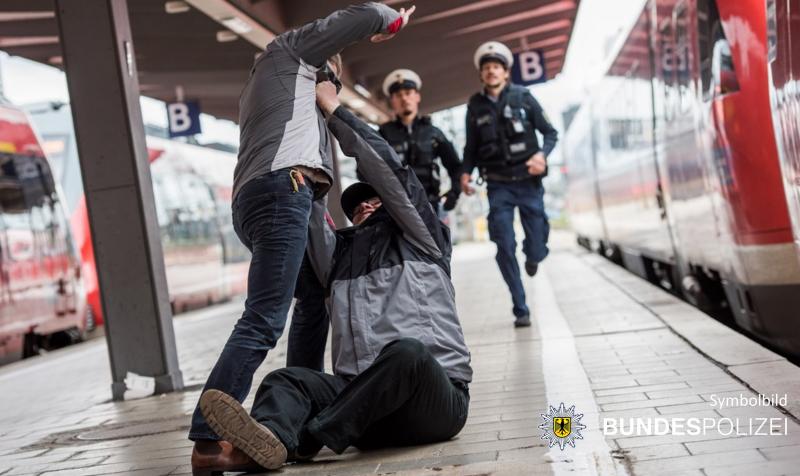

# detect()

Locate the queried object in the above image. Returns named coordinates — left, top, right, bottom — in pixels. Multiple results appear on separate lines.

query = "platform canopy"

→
left=0, top=0, right=580, bottom=122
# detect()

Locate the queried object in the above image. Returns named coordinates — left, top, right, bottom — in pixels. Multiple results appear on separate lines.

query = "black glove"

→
left=442, top=190, right=459, bottom=211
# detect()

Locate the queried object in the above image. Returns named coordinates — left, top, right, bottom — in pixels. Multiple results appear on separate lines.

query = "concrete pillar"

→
left=55, top=0, right=183, bottom=399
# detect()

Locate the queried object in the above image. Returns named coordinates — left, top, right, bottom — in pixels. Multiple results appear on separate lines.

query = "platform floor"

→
left=1, top=232, right=799, bottom=476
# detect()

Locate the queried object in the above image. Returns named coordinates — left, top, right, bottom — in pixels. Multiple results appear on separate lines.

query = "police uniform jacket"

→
left=379, top=117, right=462, bottom=201
left=463, top=83, right=558, bottom=182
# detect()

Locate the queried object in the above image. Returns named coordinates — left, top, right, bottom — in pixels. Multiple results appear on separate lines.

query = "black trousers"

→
left=286, top=255, right=328, bottom=372
left=250, top=338, right=469, bottom=456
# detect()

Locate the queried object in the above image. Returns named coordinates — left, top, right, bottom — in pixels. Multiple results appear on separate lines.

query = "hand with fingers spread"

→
left=371, top=5, right=416, bottom=42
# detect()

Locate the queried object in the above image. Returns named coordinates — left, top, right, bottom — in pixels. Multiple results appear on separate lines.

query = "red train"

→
left=565, top=0, right=800, bottom=355
left=768, top=0, right=800, bottom=264
left=0, top=101, right=88, bottom=363
left=28, top=103, right=250, bottom=328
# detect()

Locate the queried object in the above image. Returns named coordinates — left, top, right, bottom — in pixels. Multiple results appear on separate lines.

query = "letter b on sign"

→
left=167, top=101, right=202, bottom=138
left=511, top=50, right=547, bottom=86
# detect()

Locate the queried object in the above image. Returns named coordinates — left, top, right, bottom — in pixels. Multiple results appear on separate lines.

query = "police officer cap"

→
left=474, top=41, right=514, bottom=70
left=382, top=69, right=422, bottom=96
left=341, top=182, right=379, bottom=221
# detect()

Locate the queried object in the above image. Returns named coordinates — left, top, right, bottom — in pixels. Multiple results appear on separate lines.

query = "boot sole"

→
left=199, top=389, right=287, bottom=470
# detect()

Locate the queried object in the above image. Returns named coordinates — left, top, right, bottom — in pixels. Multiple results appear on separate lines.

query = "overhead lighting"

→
left=220, top=16, right=252, bottom=34
left=0, top=36, right=59, bottom=48
left=165, top=1, right=191, bottom=14
left=216, top=30, right=238, bottom=43
left=353, top=83, right=372, bottom=99
left=348, top=98, right=366, bottom=109
left=0, top=12, right=55, bottom=22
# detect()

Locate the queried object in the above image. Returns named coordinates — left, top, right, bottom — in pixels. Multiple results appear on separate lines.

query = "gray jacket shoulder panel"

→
left=327, top=108, right=444, bottom=260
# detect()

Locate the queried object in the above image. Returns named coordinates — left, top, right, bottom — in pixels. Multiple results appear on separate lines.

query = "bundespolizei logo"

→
left=539, top=402, right=586, bottom=450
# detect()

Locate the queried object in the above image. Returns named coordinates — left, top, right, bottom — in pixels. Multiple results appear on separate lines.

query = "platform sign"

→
left=512, top=50, right=547, bottom=86
left=166, top=100, right=201, bottom=138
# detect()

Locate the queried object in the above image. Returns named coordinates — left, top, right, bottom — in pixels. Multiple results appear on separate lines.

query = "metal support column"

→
left=55, top=0, right=183, bottom=399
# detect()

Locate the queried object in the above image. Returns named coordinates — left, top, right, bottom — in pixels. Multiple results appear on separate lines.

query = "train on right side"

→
left=564, top=0, right=800, bottom=356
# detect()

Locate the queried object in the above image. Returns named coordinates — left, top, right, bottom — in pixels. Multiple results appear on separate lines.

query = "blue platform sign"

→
left=166, top=100, right=202, bottom=138
left=511, top=50, right=547, bottom=86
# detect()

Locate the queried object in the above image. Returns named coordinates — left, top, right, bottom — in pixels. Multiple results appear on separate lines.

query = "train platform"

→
left=1, top=231, right=799, bottom=476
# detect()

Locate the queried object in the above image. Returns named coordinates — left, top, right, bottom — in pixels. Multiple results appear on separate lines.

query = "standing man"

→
left=195, top=80, right=471, bottom=471
left=461, top=41, right=558, bottom=328
left=379, top=69, right=462, bottom=214
left=190, top=4, right=416, bottom=474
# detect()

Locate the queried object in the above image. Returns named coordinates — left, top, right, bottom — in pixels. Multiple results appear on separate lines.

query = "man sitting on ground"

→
left=196, top=80, right=472, bottom=471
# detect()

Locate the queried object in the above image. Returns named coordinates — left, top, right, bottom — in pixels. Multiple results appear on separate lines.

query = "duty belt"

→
left=483, top=172, right=536, bottom=183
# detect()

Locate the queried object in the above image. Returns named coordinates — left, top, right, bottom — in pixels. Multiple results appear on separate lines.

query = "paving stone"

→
left=596, top=392, right=649, bottom=405
left=629, top=448, right=765, bottom=474
left=622, top=442, right=689, bottom=461
left=759, top=443, right=800, bottom=460
left=686, top=434, right=800, bottom=455
left=595, top=382, right=689, bottom=397
left=601, top=394, right=704, bottom=412
left=703, top=459, right=800, bottom=476
left=1, top=236, right=798, bottom=475
left=5, top=457, right=108, bottom=475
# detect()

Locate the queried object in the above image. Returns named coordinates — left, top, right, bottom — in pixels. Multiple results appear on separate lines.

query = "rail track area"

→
left=0, top=232, right=798, bottom=476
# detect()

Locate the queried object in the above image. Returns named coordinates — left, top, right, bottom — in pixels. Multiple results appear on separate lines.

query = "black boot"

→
left=514, top=315, right=531, bottom=328
left=524, top=261, right=539, bottom=277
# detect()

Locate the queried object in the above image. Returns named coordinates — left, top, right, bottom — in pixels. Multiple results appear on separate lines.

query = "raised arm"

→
left=324, top=103, right=445, bottom=259
left=281, top=3, right=405, bottom=68
left=306, top=197, right=338, bottom=286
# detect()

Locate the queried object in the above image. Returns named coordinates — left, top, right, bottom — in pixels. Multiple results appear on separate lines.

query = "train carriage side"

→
left=0, top=103, right=87, bottom=362
left=574, top=0, right=800, bottom=355
left=564, top=103, right=607, bottom=251
left=658, top=0, right=800, bottom=353
left=768, top=0, right=800, bottom=263
left=592, top=7, right=678, bottom=280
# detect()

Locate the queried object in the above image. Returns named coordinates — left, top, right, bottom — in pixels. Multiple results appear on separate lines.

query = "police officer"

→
left=461, top=41, right=558, bottom=328
left=379, top=69, right=462, bottom=214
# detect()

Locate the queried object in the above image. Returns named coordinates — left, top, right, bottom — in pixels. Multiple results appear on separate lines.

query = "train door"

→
left=151, top=157, right=225, bottom=312
left=0, top=153, right=51, bottom=343
left=653, top=0, right=724, bottom=280
left=652, top=0, right=688, bottom=290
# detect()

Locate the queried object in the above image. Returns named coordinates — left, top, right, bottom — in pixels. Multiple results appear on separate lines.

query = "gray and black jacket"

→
left=307, top=106, right=473, bottom=384
left=233, top=3, right=401, bottom=200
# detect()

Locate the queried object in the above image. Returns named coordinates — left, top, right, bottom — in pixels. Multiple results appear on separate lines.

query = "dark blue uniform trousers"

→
left=486, top=179, right=549, bottom=318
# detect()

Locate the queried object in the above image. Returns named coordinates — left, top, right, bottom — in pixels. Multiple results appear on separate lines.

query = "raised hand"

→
left=371, top=5, right=416, bottom=43
left=316, top=81, right=341, bottom=115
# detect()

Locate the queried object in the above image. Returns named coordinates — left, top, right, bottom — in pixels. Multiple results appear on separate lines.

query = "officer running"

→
left=460, top=41, right=558, bottom=328
left=379, top=69, right=462, bottom=214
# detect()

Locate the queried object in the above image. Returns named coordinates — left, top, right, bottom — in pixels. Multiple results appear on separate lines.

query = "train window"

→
left=674, top=3, right=692, bottom=115
left=712, top=38, right=739, bottom=96
left=697, top=0, right=722, bottom=100
left=659, top=19, right=676, bottom=123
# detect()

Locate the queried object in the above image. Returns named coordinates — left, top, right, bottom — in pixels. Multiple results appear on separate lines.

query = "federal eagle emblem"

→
left=539, top=402, right=586, bottom=450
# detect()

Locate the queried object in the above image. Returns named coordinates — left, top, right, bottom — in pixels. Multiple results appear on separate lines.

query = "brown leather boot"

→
left=199, top=389, right=288, bottom=470
left=190, top=439, right=263, bottom=476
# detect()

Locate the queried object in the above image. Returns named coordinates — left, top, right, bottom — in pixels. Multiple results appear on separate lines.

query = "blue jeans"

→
left=486, top=179, right=549, bottom=318
left=189, top=168, right=313, bottom=441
